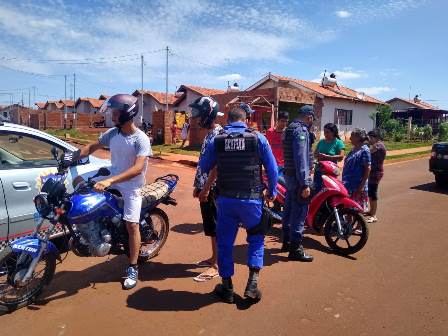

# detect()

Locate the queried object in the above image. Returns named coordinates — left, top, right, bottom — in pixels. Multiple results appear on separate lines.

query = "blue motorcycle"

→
left=0, top=148, right=178, bottom=311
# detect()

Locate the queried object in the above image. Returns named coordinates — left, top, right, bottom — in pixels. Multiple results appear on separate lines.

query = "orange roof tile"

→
left=133, top=90, right=177, bottom=105
left=181, top=85, right=225, bottom=96
left=76, top=97, right=105, bottom=108
left=271, top=74, right=383, bottom=104
left=59, top=99, right=75, bottom=107
left=35, top=102, right=46, bottom=109
left=386, top=97, right=438, bottom=110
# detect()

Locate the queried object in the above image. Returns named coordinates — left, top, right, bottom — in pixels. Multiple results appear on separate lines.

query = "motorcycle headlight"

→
left=34, top=193, right=52, bottom=217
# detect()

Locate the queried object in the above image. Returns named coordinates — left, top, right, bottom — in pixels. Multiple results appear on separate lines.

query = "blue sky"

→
left=0, top=0, right=447, bottom=108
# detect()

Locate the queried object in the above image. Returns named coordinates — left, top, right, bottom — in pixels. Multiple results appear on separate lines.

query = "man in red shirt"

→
left=265, top=111, right=289, bottom=167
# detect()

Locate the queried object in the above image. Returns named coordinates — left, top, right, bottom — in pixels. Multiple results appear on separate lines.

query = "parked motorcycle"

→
left=0, top=148, right=178, bottom=311
left=266, top=161, right=369, bottom=255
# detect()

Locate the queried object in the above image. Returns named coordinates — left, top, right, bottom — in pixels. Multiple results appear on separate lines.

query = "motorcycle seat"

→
left=109, top=181, right=169, bottom=209
left=141, top=181, right=169, bottom=208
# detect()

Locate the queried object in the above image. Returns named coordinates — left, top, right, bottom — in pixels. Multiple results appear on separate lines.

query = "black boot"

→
left=288, top=243, right=314, bottom=262
left=244, top=268, right=262, bottom=301
left=214, top=277, right=234, bottom=303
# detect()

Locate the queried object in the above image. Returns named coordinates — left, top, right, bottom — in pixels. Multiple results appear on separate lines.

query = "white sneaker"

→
left=123, top=266, right=138, bottom=290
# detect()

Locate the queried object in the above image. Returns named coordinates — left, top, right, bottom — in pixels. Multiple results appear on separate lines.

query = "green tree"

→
left=439, top=122, right=448, bottom=141
left=370, top=105, right=393, bottom=130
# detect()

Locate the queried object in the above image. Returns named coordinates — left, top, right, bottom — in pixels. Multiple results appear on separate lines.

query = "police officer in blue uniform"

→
left=282, top=105, right=315, bottom=262
left=199, top=103, right=278, bottom=303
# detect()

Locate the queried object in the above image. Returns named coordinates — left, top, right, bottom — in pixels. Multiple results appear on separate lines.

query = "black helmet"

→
left=99, top=94, right=139, bottom=126
left=189, top=96, right=223, bottom=129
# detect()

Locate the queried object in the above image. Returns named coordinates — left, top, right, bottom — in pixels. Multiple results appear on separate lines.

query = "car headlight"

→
left=34, top=193, right=52, bottom=217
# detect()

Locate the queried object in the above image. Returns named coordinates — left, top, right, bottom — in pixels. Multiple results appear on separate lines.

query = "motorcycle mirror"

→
left=51, top=147, right=59, bottom=160
left=97, top=167, right=111, bottom=177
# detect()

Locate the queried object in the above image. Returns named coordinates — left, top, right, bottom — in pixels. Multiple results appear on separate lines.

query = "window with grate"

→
left=334, top=109, right=353, bottom=125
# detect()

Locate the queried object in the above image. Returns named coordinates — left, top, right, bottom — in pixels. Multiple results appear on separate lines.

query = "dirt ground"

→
left=1, top=156, right=447, bottom=336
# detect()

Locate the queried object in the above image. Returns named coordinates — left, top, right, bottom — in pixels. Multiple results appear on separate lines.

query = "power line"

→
left=0, top=48, right=165, bottom=65
left=0, top=63, right=65, bottom=78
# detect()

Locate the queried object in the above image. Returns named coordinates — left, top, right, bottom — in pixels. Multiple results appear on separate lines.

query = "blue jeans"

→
left=216, top=197, right=264, bottom=278
left=282, top=176, right=309, bottom=244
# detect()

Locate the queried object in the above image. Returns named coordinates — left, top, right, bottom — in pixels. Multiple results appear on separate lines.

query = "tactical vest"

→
left=282, top=121, right=305, bottom=177
left=215, top=128, right=262, bottom=199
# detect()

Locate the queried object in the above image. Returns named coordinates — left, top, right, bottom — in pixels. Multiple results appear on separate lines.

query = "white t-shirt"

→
left=99, top=127, right=152, bottom=190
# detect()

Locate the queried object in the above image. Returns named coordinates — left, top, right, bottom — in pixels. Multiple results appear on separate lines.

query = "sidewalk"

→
left=159, top=145, right=433, bottom=168
left=386, top=146, right=432, bottom=156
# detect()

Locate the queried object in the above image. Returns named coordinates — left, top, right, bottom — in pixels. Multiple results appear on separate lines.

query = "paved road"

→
left=2, top=157, right=447, bottom=336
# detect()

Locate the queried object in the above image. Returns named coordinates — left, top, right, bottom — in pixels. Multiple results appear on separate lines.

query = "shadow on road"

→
left=171, top=222, right=204, bottom=235
left=127, top=287, right=217, bottom=311
left=411, top=182, right=448, bottom=195
left=30, top=256, right=201, bottom=309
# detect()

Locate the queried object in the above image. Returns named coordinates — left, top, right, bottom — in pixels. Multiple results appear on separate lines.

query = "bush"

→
left=439, top=122, right=448, bottom=141
left=384, top=119, right=406, bottom=141
left=422, top=124, right=433, bottom=141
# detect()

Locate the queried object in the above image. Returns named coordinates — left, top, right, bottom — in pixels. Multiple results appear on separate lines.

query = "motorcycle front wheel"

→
left=0, top=246, right=56, bottom=312
left=324, top=208, right=369, bottom=255
left=138, top=208, right=170, bottom=263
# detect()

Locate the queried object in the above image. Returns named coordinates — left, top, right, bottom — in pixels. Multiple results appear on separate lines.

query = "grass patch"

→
left=340, top=140, right=433, bottom=152
left=385, top=150, right=431, bottom=161
left=151, top=144, right=202, bottom=157
left=45, top=129, right=99, bottom=142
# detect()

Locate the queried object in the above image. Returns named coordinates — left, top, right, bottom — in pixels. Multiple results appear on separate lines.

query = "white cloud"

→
left=217, top=74, right=243, bottom=82
left=336, top=10, right=352, bottom=18
left=314, top=69, right=367, bottom=83
left=355, top=86, right=395, bottom=95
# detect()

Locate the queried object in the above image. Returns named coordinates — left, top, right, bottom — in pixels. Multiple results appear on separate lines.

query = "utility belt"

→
left=217, top=188, right=263, bottom=200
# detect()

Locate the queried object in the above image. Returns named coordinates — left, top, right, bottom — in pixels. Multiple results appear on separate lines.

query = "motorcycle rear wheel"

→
left=138, top=208, right=170, bottom=263
left=0, top=247, right=56, bottom=312
left=324, top=208, right=369, bottom=255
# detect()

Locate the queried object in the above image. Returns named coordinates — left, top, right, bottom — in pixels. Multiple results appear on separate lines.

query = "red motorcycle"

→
left=266, top=161, right=369, bottom=255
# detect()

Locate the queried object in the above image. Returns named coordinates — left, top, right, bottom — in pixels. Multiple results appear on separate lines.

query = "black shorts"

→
left=199, top=191, right=217, bottom=237
left=368, top=183, right=379, bottom=201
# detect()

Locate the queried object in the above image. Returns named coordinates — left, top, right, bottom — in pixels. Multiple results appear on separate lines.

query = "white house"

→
left=131, top=90, right=176, bottom=125
left=247, top=74, right=384, bottom=138
left=173, top=85, right=225, bottom=114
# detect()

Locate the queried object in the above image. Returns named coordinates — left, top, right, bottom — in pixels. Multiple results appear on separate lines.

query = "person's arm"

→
left=198, top=139, right=217, bottom=176
left=292, top=130, right=311, bottom=187
left=94, top=156, right=147, bottom=191
left=258, top=134, right=278, bottom=200
left=354, top=149, right=371, bottom=197
left=198, top=167, right=217, bottom=202
left=79, top=141, right=105, bottom=159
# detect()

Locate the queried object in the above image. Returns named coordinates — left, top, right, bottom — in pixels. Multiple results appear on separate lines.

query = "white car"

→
left=0, top=122, right=110, bottom=251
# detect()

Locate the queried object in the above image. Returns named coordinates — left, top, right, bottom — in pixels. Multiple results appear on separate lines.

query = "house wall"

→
left=174, top=90, right=201, bottom=113
left=135, top=95, right=168, bottom=126
left=76, top=101, right=91, bottom=114
left=388, top=100, right=415, bottom=111
left=320, top=98, right=377, bottom=140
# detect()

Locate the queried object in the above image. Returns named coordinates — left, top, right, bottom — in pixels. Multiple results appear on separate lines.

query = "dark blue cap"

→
left=298, top=105, right=315, bottom=117
left=239, top=103, right=255, bottom=114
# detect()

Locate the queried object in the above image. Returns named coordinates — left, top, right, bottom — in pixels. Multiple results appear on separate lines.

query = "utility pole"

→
left=32, top=86, right=36, bottom=106
left=64, top=75, right=67, bottom=129
left=73, top=73, right=76, bottom=128
left=165, top=46, right=169, bottom=115
left=21, top=92, right=24, bottom=106
left=28, top=88, right=31, bottom=108
left=141, top=54, right=144, bottom=126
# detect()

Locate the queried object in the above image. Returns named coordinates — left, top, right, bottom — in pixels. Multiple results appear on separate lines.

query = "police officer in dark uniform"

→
left=282, top=105, right=315, bottom=262
left=199, top=103, right=278, bottom=303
